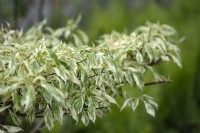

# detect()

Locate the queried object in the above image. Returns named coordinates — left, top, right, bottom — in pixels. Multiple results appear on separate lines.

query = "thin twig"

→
left=89, top=70, right=105, bottom=79
left=144, top=80, right=172, bottom=86
left=19, top=54, right=33, bottom=62
left=148, top=58, right=161, bottom=66
left=77, top=58, right=87, bottom=64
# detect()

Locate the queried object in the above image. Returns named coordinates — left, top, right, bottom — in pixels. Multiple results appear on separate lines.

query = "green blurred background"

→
left=0, top=0, right=200, bottom=133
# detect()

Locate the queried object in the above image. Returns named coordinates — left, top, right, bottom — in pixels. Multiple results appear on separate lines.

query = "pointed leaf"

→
left=0, top=124, right=23, bottom=133
left=144, top=101, right=155, bottom=117
left=44, top=106, right=54, bottom=130
left=103, top=93, right=118, bottom=106
left=120, top=98, right=132, bottom=111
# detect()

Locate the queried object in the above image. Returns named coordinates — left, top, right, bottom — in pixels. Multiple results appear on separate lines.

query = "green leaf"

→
left=103, top=93, right=118, bottom=106
left=131, top=98, right=139, bottom=111
left=170, top=54, right=182, bottom=68
left=44, top=106, right=54, bottom=130
left=88, top=102, right=96, bottom=123
left=136, top=51, right=143, bottom=63
left=52, top=103, right=64, bottom=124
left=69, top=59, right=78, bottom=73
left=124, top=71, right=134, bottom=86
left=41, top=83, right=64, bottom=103
left=75, top=96, right=84, bottom=114
left=9, top=110, right=22, bottom=126
left=0, top=84, right=18, bottom=95
left=47, top=49, right=60, bottom=65
left=81, top=111, right=89, bottom=126
left=12, top=91, right=22, bottom=111
left=66, top=71, right=80, bottom=85
left=73, top=34, right=82, bottom=47
left=71, top=106, right=78, bottom=122
left=144, top=101, right=155, bottom=117
left=145, top=43, right=154, bottom=61
left=54, top=67, right=67, bottom=82
left=133, top=74, right=144, bottom=89
left=143, top=94, right=158, bottom=109
left=120, top=98, right=132, bottom=111
left=8, top=55, right=16, bottom=71
left=123, top=67, right=138, bottom=73
left=0, top=124, right=23, bottom=133
left=22, top=85, right=35, bottom=112
left=42, top=89, right=52, bottom=104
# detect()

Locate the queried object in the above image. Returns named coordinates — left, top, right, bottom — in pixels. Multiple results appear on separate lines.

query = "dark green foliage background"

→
left=1, top=0, right=200, bottom=133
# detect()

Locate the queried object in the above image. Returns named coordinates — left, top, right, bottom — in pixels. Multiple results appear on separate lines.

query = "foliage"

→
left=0, top=18, right=181, bottom=132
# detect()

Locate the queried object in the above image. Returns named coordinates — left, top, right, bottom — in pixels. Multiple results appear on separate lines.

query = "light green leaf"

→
left=41, top=83, right=64, bottom=103
left=0, top=105, right=10, bottom=112
left=53, top=103, right=64, bottom=124
left=22, top=85, right=35, bottom=112
left=69, top=59, right=78, bottom=73
left=44, top=106, right=54, bottom=130
left=123, top=67, right=138, bottom=73
left=120, top=98, right=132, bottom=111
left=54, top=67, right=67, bottom=82
left=144, top=101, right=155, bottom=117
left=103, top=93, right=118, bottom=106
left=42, top=89, right=52, bottom=104
left=124, top=71, right=134, bottom=86
left=47, top=49, right=60, bottom=65
left=0, top=124, right=23, bottom=133
left=12, top=91, right=22, bottom=111
left=131, top=98, right=139, bottom=111
left=145, top=44, right=154, bottom=61
left=147, top=98, right=158, bottom=109
left=133, top=74, right=144, bottom=89
left=88, top=103, right=96, bottom=123
left=136, top=51, right=143, bottom=63
left=71, top=107, right=78, bottom=122
left=0, top=84, right=18, bottom=95
left=75, top=96, right=84, bottom=114
left=66, top=71, right=80, bottom=85
left=81, top=111, right=89, bottom=126
left=170, top=54, right=182, bottom=68
left=9, top=110, right=22, bottom=126
left=8, top=56, right=16, bottom=71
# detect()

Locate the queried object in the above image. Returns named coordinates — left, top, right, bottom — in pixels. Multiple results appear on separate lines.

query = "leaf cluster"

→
left=0, top=20, right=181, bottom=132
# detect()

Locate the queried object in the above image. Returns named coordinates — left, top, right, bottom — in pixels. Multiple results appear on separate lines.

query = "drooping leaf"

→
left=103, top=93, right=118, bottom=106
left=0, top=124, right=23, bottom=133
left=22, top=85, right=35, bottom=112
left=52, top=102, right=64, bottom=124
left=136, top=51, right=143, bottom=63
left=44, top=106, right=54, bottom=130
left=143, top=101, right=155, bottom=117
left=81, top=111, right=89, bottom=126
left=71, top=106, right=78, bottom=122
left=9, top=110, right=22, bottom=126
left=47, top=49, right=60, bottom=65
left=41, top=83, right=64, bottom=103
left=131, top=98, right=139, bottom=111
left=120, top=98, right=132, bottom=111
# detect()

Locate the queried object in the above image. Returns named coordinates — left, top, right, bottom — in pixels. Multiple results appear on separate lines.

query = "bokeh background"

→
left=0, top=0, right=200, bottom=133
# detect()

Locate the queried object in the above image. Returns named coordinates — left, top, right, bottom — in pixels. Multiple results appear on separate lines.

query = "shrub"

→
left=0, top=19, right=181, bottom=132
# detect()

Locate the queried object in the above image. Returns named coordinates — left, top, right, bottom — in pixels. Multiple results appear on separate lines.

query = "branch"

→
left=148, top=58, right=162, bottom=66
left=77, top=58, right=87, bottom=64
left=89, top=70, right=105, bottom=79
left=19, top=54, right=33, bottom=62
left=144, top=80, right=172, bottom=86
